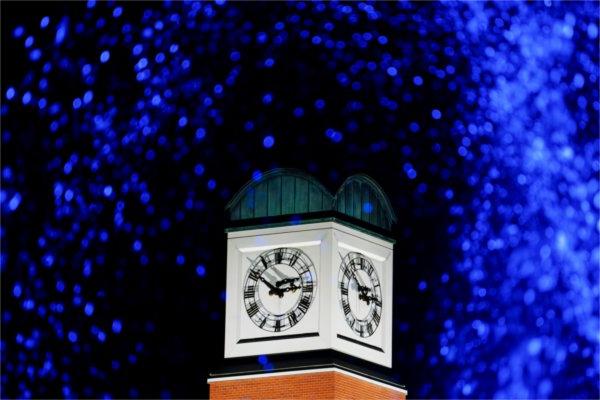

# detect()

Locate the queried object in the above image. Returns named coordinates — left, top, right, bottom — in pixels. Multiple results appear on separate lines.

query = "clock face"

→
left=243, top=247, right=317, bottom=333
left=338, top=252, right=382, bottom=338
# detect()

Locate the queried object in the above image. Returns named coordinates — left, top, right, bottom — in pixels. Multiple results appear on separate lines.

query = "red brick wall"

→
left=209, top=370, right=406, bottom=399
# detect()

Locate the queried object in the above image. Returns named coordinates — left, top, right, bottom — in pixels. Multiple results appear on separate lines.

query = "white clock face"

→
left=243, top=247, right=317, bottom=332
left=338, top=252, right=382, bottom=338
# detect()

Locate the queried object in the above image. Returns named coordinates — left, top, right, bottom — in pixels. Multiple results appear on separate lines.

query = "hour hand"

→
left=276, top=277, right=300, bottom=287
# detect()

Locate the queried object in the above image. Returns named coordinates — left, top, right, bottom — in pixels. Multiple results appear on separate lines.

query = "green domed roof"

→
left=226, top=168, right=397, bottom=231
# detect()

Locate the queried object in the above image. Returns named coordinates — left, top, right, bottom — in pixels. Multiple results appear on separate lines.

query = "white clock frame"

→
left=224, top=221, right=394, bottom=367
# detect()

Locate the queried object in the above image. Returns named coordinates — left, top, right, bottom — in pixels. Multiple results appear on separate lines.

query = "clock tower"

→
left=208, top=169, right=407, bottom=399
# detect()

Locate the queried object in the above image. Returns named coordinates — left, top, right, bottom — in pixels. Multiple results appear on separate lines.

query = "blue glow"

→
left=100, top=50, right=110, bottom=63
left=431, top=109, right=442, bottom=120
left=257, top=355, right=268, bottom=365
left=68, top=331, right=78, bottom=343
left=40, top=16, right=50, bottom=28
left=386, top=66, right=397, bottom=77
left=194, top=164, right=205, bottom=176
left=413, top=76, right=423, bottom=86
left=84, top=303, right=94, bottom=316
left=8, top=193, right=21, bottom=211
left=6, top=87, right=15, bottom=100
left=262, top=135, right=275, bottom=148
left=29, top=49, right=41, bottom=61
left=195, top=265, right=206, bottom=277
left=362, top=202, right=373, bottom=214
left=112, top=320, right=122, bottom=334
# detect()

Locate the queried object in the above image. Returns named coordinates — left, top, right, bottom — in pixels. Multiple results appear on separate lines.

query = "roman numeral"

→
left=259, top=317, right=267, bottom=329
left=244, top=286, right=255, bottom=299
left=358, top=325, right=365, bottom=336
left=247, top=302, right=259, bottom=318
left=298, top=296, right=310, bottom=313
left=249, top=269, right=260, bottom=281
left=289, top=250, right=300, bottom=267
left=367, top=323, right=374, bottom=336
left=373, top=298, right=382, bottom=307
left=288, top=312, right=298, bottom=327
left=259, top=256, right=269, bottom=269
left=274, top=249, right=283, bottom=264
left=274, top=320, right=281, bottom=332
left=367, top=265, right=374, bottom=275
left=340, top=286, right=348, bottom=296
left=342, top=301, right=351, bottom=315
left=302, top=282, right=313, bottom=293
left=344, top=268, right=352, bottom=280
left=373, top=311, right=381, bottom=325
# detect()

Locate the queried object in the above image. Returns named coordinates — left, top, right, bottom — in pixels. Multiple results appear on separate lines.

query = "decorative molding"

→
left=207, top=366, right=408, bottom=395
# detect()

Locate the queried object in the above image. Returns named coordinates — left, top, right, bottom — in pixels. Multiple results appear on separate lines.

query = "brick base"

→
left=209, top=369, right=406, bottom=400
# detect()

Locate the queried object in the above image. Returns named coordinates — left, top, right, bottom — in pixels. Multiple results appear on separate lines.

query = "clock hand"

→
left=259, top=276, right=284, bottom=298
left=275, top=277, right=300, bottom=287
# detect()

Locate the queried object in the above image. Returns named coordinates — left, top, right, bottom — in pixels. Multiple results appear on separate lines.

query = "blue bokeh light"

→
left=1, top=2, right=598, bottom=399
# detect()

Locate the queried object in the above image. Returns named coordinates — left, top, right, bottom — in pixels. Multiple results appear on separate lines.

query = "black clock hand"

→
left=358, top=293, right=381, bottom=306
left=279, top=282, right=301, bottom=293
left=259, top=276, right=284, bottom=297
left=275, top=277, right=300, bottom=287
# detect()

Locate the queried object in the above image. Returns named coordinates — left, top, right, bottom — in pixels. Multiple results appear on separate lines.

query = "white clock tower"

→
left=209, top=169, right=407, bottom=399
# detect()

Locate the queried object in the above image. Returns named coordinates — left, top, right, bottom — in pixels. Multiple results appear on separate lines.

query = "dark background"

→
left=1, top=1, right=598, bottom=399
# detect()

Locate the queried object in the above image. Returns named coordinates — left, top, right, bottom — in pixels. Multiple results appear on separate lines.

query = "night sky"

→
left=1, top=1, right=599, bottom=399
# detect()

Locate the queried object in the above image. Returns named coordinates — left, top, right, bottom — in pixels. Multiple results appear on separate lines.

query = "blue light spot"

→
left=325, top=128, right=343, bottom=143
left=133, top=44, right=143, bottom=55
left=24, top=36, right=34, bottom=48
left=196, top=265, right=206, bottom=277
left=431, top=109, right=442, bottom=120
left=258, top=355, right=268, bottom=365
left=263, top=135, right=275, bottom=148
left=6, top=87, right=15, bottom=100
left=178, top=116, right=188, bottom=127
left=176, top=254, right=185, bottom=265
left=100, top=50, right=110, bottom=63
left=195, top=128, right=206, bottom=140
left=40, top=16, right=50, bottom=28
left=13, top=284, right=22, bottom=298
left=528, top=338, right=542, bottom=356
left=363, top=202, right=373, bottom=214
left=252, top=170, right=262, bottom=181
left=13, top=26, right=24, bottom=38
left=22, top=92, right=32, bottom=105
left=112, top=320, right=122, bottom=334
left=194, top=164, right=205, bottom=176
left=386, top=66, right=397, bottom=77
left=83, top=91, right=94, bottom=104
left=262, top=93, right=273, bottom=104
left=55, top=18, right=67, bottom=45
left=413, top=75, right=423, bottom=86
left=29, top=49, right=41, bottom=61
left=207, top=179, right=217, bottom=190
left=113, top=7, right=123, bottom=17
left=103, top=186, right=113, bottom=197
left=84, top=303, right=94, bottom=316
left=68, top=331, right=78, bottom=343
left=133, top=240, right=142, bottom=252
left=418, top=281, right=427, bottom=291
left=8, top=193, right=21, bottom=211
left=72, top=98, right=82, bottom=109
